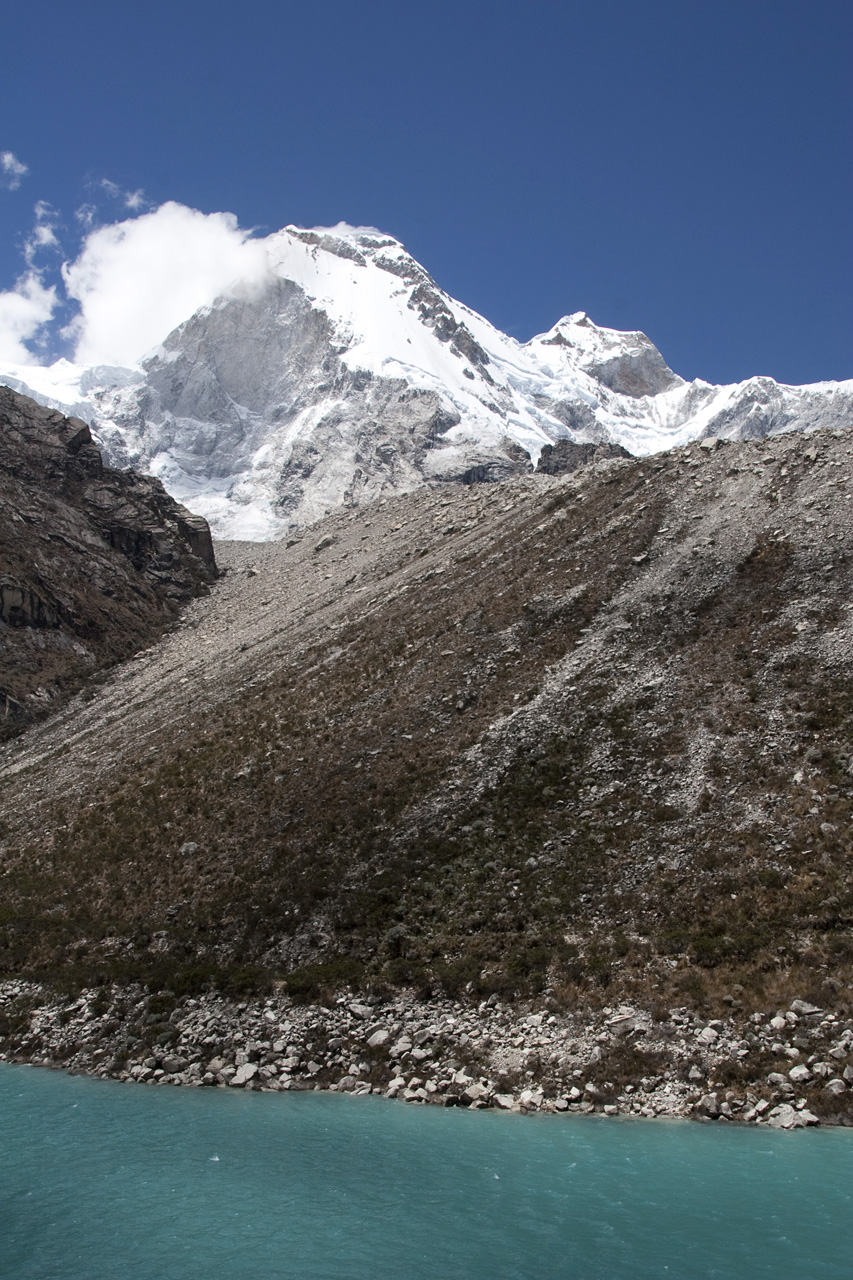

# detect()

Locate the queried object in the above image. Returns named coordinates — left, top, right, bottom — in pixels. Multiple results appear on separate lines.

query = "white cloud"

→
left=62, top=202, right=272, bottom=366
left=24, top=202, right=61, bottom=265
left=0, top=201, right=60, bottom=361
left=123, top=189, right=147, bottom=211
left=1, top=151, right=29, bottom=191
left=0, top=272, right=57, bottom=363
left=99, top=178, right=150, bottom=211
left=74, top=203, right=97, bottom=229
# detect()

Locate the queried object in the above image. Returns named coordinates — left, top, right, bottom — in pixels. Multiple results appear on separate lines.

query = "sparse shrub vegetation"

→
left=0, top=434, right=851, bottom=1031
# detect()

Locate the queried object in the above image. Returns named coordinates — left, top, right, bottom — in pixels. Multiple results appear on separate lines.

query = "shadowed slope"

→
left=0, top=387, right=216, bottom=736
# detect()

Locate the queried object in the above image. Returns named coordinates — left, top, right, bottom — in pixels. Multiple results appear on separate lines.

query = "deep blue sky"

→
left=1, top=0, right=850, bottom=385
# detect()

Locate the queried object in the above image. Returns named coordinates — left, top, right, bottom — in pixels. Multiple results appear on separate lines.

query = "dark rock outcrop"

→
left=536, top=439, right=631, bottom=475
left=0, top=385, right=216, bottom=734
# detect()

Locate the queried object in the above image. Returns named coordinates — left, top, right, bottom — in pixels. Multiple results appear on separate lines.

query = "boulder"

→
left=384, top=1075, right=406, bottom=1098
left=767, top=1104, right=804, bottom=1129
left=462, top=1083, right=489, bottom=1104
left=161, top=1055, right=189, bottom=1075
left=789, top=1000, right=822, bottom=1016
left=229, top=1062, right=259, bottom=1087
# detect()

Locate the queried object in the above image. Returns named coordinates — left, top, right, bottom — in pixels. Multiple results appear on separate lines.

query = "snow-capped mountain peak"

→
left=1, top=223, right=850, bottom=539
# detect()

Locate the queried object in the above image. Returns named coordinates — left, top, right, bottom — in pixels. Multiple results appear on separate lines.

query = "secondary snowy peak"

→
left=527, top=313, right=684, bottom=398
left=1, top=221, right=850, bottom=539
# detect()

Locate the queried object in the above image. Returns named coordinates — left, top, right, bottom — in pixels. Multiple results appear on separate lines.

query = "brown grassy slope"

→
left=0, top=428, right=851, bottom=1021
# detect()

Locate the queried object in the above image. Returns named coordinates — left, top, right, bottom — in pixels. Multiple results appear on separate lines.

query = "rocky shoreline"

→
left=2, top=981, right=851, bottom=1131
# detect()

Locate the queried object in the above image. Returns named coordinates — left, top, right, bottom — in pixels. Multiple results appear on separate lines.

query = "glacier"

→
left=2, top=222, right=850, bottom=539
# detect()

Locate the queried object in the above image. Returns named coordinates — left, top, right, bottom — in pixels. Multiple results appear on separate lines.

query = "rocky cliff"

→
left=0, top=385, right=217, bottom=735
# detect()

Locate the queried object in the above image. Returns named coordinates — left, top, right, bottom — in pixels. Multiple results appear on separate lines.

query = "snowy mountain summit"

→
left=3, top=223, right=851, bottom=538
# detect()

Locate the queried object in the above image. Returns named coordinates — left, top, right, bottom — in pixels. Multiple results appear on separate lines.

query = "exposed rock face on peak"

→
left=537, top=313, right=683, bottom=398
left=0, top=385, right=216, bottom=735
left=2, top=223, right=850, bottom=538
left=90, top=276, right=530, bottom=537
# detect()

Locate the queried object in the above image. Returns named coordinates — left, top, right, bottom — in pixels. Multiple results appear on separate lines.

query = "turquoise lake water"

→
left=2, top=1064, right=851, bottom=1280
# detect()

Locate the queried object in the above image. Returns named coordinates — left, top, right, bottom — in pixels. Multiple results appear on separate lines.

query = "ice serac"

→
left=2, top=222, right=851, bottom=538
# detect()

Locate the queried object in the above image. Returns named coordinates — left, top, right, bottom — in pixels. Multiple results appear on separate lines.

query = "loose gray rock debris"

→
left=1, top=425, right=852, bottom=1127
left=2, top=980, right=849, bottom=1125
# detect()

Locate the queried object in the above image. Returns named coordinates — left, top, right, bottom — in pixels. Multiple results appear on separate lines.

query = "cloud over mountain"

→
left=61, top=202, right=271, bottom=366
left=0, top=273, right=56, bottom=365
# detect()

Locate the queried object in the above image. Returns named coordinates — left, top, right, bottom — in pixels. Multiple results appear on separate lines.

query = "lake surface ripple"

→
left=2, top=1063, right=851, bottom=1279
